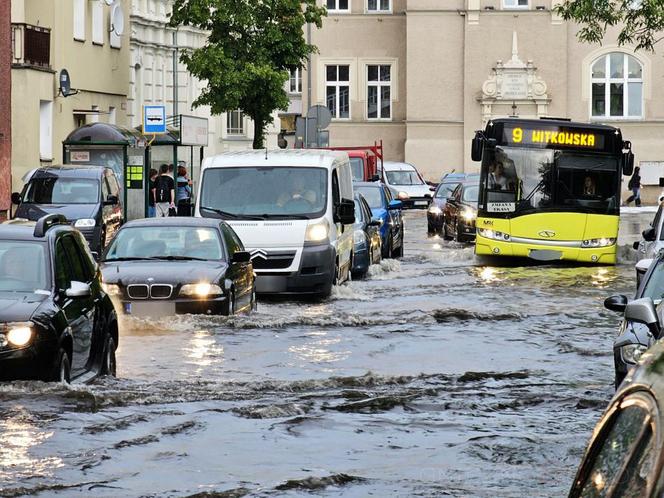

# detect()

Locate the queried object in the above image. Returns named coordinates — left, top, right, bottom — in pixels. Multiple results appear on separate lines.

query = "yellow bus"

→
left=471, top=118, right=634, bottom=264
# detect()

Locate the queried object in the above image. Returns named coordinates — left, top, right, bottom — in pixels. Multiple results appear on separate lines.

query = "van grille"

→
left=250, top=250, right=296, bottom=270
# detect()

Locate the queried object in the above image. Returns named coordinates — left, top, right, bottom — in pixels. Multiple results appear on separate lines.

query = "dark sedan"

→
left=101, top=218, right=255, bottom=316
left=428, top=178, right=463, bottom=234
left=568, top=299, right=664, bottom=497
left=441, top=181, right=479, bottom=243
left=352, top=194, right=382, bottom=279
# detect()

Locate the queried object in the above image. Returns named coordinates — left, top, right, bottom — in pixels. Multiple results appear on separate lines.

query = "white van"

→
left=380, top=161, right=434, bottom=209
left=195, top=150, right=355, bottom=297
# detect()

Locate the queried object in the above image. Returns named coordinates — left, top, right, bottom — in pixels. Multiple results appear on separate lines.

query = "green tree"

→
left=169, top=0, right=326, bottom=149
left=556, top=0, right=664, bottom=51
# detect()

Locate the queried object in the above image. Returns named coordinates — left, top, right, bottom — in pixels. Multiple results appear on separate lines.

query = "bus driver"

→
left=489, top=161, right=509, bottom=191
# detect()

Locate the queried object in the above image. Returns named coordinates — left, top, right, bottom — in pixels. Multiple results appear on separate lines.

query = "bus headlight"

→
left=461, top=209, right=476, bottom=222
left=621, top=344, right=648, bottom=364
left=478, top=228, right=510, bottom=242
left=305, top=220, right=329, bottom=242
left=582, top=238, right=616, bottom=248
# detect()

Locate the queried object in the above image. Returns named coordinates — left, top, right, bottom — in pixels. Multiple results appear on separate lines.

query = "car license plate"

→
left=123, top=301, right=176, bottom=317
left=415, top=201, right=428, bottom=206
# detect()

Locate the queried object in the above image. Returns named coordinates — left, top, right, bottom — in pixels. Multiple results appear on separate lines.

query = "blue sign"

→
left=143, top=105, right=166, bottom=134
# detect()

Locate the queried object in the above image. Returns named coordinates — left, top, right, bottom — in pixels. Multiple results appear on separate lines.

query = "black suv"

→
left=12, top=165, right=124, bottom=257
left=0, top=215, right=118, bottom=383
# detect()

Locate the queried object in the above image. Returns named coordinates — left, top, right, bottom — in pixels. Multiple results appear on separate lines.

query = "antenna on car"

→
left=265, top=147, right=268, bottom=160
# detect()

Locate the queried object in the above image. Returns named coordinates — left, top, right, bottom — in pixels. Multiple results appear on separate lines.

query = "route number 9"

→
left=512, top=127, right=523, bottom=143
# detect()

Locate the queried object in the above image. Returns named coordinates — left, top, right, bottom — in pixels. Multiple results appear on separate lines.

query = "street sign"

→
left=143, top=105, right=166, bottom=135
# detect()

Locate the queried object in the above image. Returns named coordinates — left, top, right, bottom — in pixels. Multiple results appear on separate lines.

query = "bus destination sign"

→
left=503, top=125, right=606, bottom=150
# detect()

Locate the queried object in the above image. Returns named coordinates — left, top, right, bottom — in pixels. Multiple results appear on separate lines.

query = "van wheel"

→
left=101, top=334, right=117, bottom=377
left=46, top=348, right=71, bottom=383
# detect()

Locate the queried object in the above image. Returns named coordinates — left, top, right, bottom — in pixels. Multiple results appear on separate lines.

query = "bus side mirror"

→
left=623, top=151, right=634, bottom=176
left=471, top=133, right=484, bottom=162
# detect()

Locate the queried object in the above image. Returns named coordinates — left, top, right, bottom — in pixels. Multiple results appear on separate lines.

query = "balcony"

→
left=12, top=23, right=51, bottom=70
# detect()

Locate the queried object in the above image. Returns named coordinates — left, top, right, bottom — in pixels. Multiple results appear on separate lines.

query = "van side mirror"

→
left=11, top=192, right=21, bottom=205
left=643, top=227, right=656, bottom=242
left=623, top=151, right=634, bottom=177
left=388, top=200, right=403, bottom=210
left=624, top=298, right=661, bottom=338
left=334, top=199, right=355, bottom=225
left=604, top=295, right=628, bottom=313
left=104, top=195, right=119, bottom=206
left=232, top=250, right=251, bottom=264
left=471, top=132, right=484, bottom=162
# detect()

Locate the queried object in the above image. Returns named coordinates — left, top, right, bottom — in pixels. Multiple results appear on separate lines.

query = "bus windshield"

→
left=481, top=147, right=619, bottom=216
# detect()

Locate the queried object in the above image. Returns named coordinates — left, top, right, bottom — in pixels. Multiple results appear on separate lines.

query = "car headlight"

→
left=4, top=323, right=34, bottom=347
left=397, top=192, right=409, bottom=201
left=353, top=230, right=366, bottom=245
left=305, top=220, right=329, bottom=243
left=179, top=282, right=224, bottom=298
left=428, top=206, right=442, bottom=215
left=102, top=283, right=122, bottom=296
left=74, top=218, right=96, bottom=228
left=621, top=344, right=648, bottom=364
left=461, top=209, right=476, bottom=222
left=582, top=238, right=616, bottom=248
left=477, top=228, right=511, bottom=242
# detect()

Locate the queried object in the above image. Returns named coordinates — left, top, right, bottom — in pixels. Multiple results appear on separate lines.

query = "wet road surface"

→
left=0, top=209, right=654, bottom=497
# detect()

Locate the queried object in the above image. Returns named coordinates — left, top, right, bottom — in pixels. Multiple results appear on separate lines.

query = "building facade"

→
left=10, top=0, right=131, bottom=193
left=302, top=0, right=664, bottom=199
left=0, top=1, right=11, bottom=218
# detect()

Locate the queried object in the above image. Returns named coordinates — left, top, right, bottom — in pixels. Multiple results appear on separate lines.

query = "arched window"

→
left=591, top=53, right=643, bottom=119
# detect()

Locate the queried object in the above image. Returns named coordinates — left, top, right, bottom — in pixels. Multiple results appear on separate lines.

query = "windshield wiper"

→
left=259, top=214, right=309, bottom=220
left=146, top=256, right=209, bottom=262
left=199, top=206, right=264, bottom=220
left=103, top=257, right=154, bottom=262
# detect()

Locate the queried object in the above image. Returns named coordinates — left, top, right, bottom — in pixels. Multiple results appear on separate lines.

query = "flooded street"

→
left=0, top=210, right=654, bottom=498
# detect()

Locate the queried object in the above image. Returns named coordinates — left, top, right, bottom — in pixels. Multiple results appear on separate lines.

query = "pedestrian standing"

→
left=152, top=164, right=175, bottom=217
left=148, top=168, right=158, bottom=217
left=176, top=165, right=193, bottom=216
left=625, top=167, right=642, bottom=207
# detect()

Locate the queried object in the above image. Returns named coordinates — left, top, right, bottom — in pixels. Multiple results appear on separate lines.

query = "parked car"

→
left=195, top=150, right=356, bottom=298
left=352, top=194, right=382, bottom=278
left=605, top=253, right=664, bottom=388
left=353, top=181, right=404, bottom=258
left=101, top=218, right=255, bottom=316
left=12, top=165, right=123, bottom=257
left=568, top=299, right=664, bottom=498
left=634, top=204, right=664, bottom=265
left=428, top=176, right=467, bottom=235
left=441, top=181, right=480, bottom=243
left=0, top=214, right=118, bottom=383
left=380, top=161, right=434, bottom=209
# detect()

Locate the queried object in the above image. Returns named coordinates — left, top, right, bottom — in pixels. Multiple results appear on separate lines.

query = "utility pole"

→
left=304, top=21, right=312, bottom=148
left=172, top=29, right=179, bottom=117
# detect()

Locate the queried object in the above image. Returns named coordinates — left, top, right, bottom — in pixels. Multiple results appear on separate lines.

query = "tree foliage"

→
left=169, top=0, right=326, bottom=148
left=556, top=0, right=664, bottom=51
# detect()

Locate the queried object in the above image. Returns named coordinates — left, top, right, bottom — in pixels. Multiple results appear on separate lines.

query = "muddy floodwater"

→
left=0, top=209, right=655, bottom=497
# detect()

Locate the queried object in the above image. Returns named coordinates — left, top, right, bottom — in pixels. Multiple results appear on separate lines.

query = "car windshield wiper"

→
left=146, top=255, right=209, bottom=262
left=103, top=257, right=154, bottom=262
left=259, top=214, right=309, bottom=220
left=199, top=206, right=264, bottom=220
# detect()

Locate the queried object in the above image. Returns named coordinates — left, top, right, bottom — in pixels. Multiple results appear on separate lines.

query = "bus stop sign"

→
left=143, top=105, right=166, bottom=135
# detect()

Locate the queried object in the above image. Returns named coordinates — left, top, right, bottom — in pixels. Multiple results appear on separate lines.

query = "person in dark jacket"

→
left=148, top=168, right=158, bottom=217
left=625, top=167, right=642, bottom=206
left=176, top=165, right=193, bottom=216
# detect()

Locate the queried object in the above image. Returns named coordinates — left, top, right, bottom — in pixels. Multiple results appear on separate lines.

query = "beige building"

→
left=303, top=0, right=664, bottom=197
left=10, top=0, right=130, bottom=193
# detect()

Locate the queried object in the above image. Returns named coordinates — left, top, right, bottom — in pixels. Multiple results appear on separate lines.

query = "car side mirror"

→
left=624, top=298, right=661, bottom=337
left=11, top=192, right=21, bottom=205
left=604, top=295, right=628, bottom=313
left=388, top=200, right=402, bottom=210
left=633, top=241, right=641, bottom=250
left=232, top=250, right=251, bottom=264
left=370, top=174, right=380, bottom=182
left=334, top=199, right=356, bottom=225
left=643, top=227, right=656, bottom=242
left=104, top=195, right=119, bottom=206
left=66, top=281, right=92, bottom=298
left=369, top=218, right=382, bottom=227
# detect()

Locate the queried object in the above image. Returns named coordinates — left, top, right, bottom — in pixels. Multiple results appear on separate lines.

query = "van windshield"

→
left=200, top=167, right=328, bottom=220
left=24, top=177, right=100, bottom=204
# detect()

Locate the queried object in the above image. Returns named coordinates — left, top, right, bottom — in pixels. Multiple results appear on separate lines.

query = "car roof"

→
left=382, top=161, right=417, bottom=171
left=121, top=217, right=227, bottom=229
left=0, top=218, right=73, bottom=241
left=354, top=182, right=384, bottom=188
left=30, top=164, right=108, bottom=179
left=202, top=150, right=348, bottom=170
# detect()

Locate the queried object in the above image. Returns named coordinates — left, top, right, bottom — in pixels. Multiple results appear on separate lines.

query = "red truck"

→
left=325, top=141, right=384, bottom=182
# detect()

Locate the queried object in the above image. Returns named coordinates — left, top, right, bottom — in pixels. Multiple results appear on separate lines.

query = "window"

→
left=503, top=0, right=528, bottom=8
left=61, top=236, right=92, bottom=283
left=326, top=65, right=350, bottom=119
left=39, top=100, right=53, bottom=160
left=73, top=0, right=86, bottom=41
left=54, top=241, right=72, bottom=290
left=289, top=68, right=302, bottom=94
left=367, top=64, right=391, bottom=120
left=367, top=0, right=391, bottom=12
left=326, top=0, right=349, bottom=12
left=92, top=0, right=104, bottom=45
left=591, top=53, right=643, bottom=119
left=226, top=110, right=244, bottom=135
